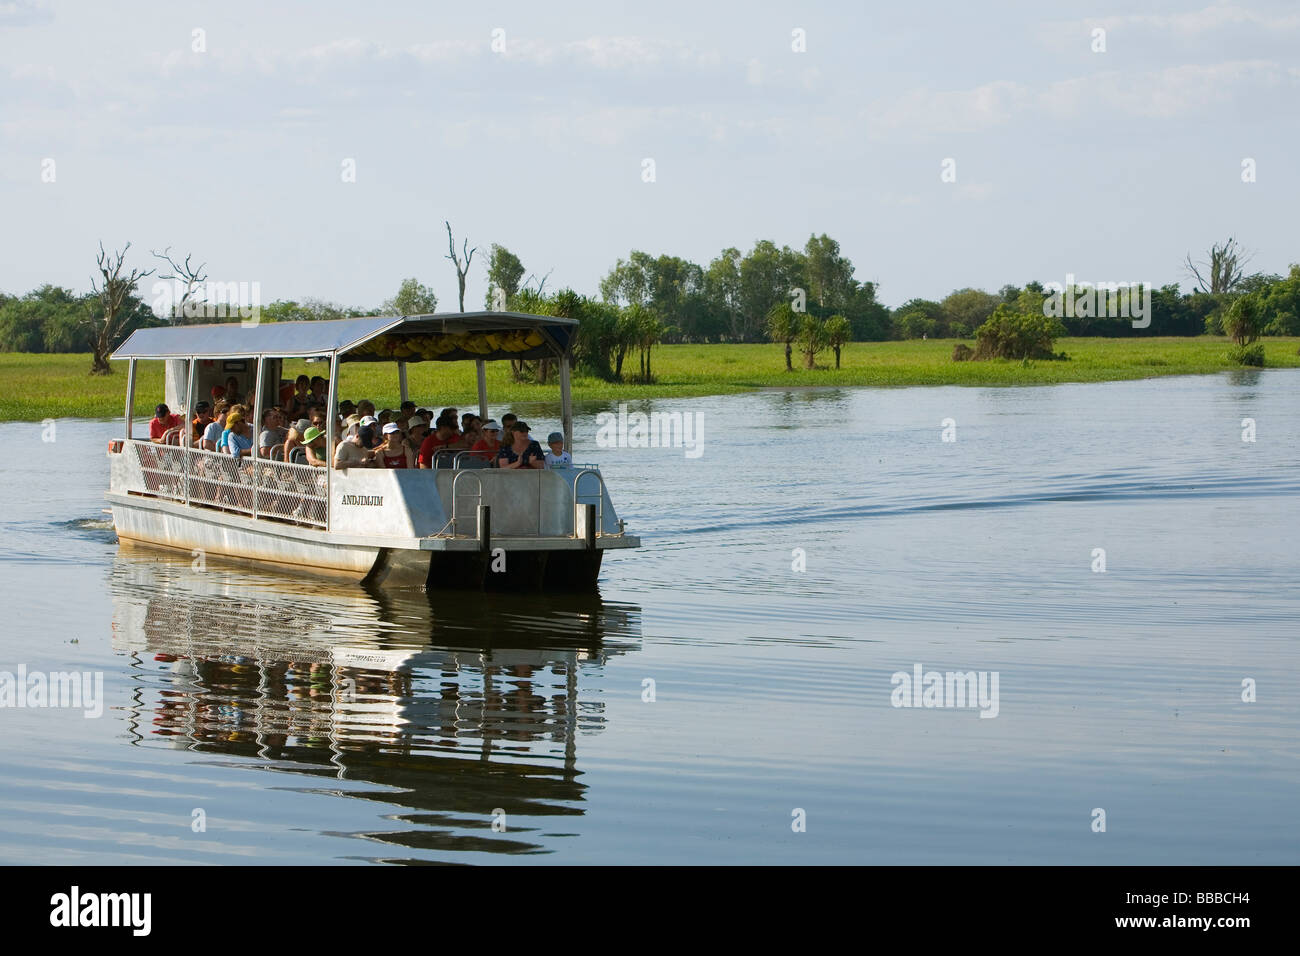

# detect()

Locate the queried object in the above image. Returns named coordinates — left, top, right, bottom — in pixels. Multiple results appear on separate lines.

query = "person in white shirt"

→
left=334, top=424, right=376, bottom=469
left=544, top=431, right=572, bottom=468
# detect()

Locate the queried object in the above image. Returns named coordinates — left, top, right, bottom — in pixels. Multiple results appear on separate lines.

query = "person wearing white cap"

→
left=376, top=421, right=414, bottom=469
left=405, top=417, right=429, bottom=457
left=470, top=419, right=503, bottom=463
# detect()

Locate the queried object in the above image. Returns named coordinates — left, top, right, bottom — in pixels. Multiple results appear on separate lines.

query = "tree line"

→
left=2, top=233, right=1297, bottom=378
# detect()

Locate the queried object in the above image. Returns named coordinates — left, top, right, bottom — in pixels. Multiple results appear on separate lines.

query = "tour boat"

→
left=106, top=311, right=640, bottom=589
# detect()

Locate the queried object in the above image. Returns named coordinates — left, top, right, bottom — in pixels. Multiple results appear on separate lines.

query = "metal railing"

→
left=448, top=471, right=483, bottom=537
left=573, top=469, right=606, bottom=539
left=133, top=442, right=187, bottom=501
left=126, top=440, right=328, bottom=527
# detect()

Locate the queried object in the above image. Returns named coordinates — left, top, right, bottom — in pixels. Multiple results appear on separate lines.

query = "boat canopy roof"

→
left=111, top=311, right=579, bottom=363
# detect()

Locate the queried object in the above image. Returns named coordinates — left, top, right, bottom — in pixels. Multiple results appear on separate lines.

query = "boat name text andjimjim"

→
left=340, top=495, right=384, bottom=506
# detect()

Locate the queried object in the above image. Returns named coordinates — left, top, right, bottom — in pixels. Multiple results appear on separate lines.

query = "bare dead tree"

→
left=524, top=268, right=554, bottom=296
left=152, top=246, right=208, bottom=323
left=86, top=242, right=154, bottom=375
left=1185, top=237, right=1254, bottom=295
left=445, top=221, right=476, bottom=312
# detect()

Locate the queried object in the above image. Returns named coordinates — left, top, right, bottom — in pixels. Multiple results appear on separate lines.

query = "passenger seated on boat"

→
left=358, top=415, right=382, bottom=449
left=225, top=376, right=240, bottom=399
left=417, top=418, right=460, bottom=468
left=500, top=413, right=518, bottom=436
left=290, top=375, right=312, bottom=415
left=258, top=408, right=288, bottom=458
left=406, top=417, right=429, bottom=453
left=338, top=400, right=358, bottom=420
left=377, top=423, right=414, bottom=468
left=149, top=404, right=183, bottom=443
left=219, top=404, right=248, bottom=451
left=310, top=376, right=327, bottom=403
left=399, top=401, right=417, bottom=420
left=299, top=426, right=327, bottom=466
left=470, top=420, right=502, bottom=462
left=334, top=424, right=377, bottom=469
left=357, top=400, right=376, bottom=419
left=544, top=432, right=572, bottom=468
left=210, top=384, right=226, bottom=405
left=497, top=422, right=546, bottom=470
left=308, top=405, right=327, bottom=431
left=283, top=418, right=310, bottom=462
left=201, top=401, right=228, bottom=451
left=190, top=402, right=213, bottom=444
left=224, top=412, right=254, bottom=458
left=461, top=414, right=483, bottom=447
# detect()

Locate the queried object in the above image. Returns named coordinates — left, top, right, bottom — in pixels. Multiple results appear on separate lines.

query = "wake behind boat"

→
left=105, top=311, right=640, bottom=590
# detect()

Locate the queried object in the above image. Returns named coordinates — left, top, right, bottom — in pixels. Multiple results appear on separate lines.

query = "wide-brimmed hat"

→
left=302, top=426, right=323, bottom=443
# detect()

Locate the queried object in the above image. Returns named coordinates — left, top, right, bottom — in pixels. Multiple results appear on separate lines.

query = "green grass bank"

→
left=2, top=336, right=1297, bottom=422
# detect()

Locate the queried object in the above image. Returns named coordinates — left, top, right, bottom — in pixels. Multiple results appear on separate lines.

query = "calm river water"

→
left=1, top=371, right=1297, bottom=864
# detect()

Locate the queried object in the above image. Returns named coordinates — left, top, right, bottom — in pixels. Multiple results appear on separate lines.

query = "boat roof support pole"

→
left=398, top=361, right=409, bottom=405
left=250, top=356, right=263, bottom=520
left=558, top=352, right=573, bottom=454
left=476, top=360, right=488, bottom=421
left=184, top=355, right=198, bottom=448
left=326, top=352, right=339, bottom=532
left=125, top=358, right=137, bottom=440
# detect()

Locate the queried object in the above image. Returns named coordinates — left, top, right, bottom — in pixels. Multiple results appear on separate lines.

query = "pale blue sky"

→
left=1, top=0, right=1296, bottom=310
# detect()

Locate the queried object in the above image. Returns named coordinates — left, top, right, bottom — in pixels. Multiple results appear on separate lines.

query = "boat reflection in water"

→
left=108, top=553, right=641, bottom=861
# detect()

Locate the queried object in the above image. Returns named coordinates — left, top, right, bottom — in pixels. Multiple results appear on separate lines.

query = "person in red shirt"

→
left=417, top=419, right=461, bottom=468
left=377, top=423, right=414, bottom=468
left=149, top=403, right=183, bottom=443
left=470, top=420, right=502, bottom=462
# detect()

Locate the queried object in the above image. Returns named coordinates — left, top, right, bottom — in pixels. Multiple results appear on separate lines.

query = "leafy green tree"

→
left=767, top=301, right=799, bottom=370
left=742, top=241, right=805, bottom=342
left=704, top=248, right=745, bottom=341
left=1257, top=265, right=1300, bottom=335
left=1223, top=292, right=1263, bottom=346
left=804, top=234, right=857, bottom=311
left=797, top=313, right=828, bottom=368
left=485, top=244, right=525, bottom=309
left=382, top=278, right=438, bottom=316
left=613, top=305, right=643, bottom=380
left=0, top=285, right=97, bottom=352
left=974, top=304, right=1066, bottom=360
left=600, top=251, right=654, bottom=307
left=845, top=282, right=891, bottom=340
left=634, top=305, right=664, bottom=382
left=571, top=296, right=621, bottom=380
left=940, top=288, right=999, bottom=336
left=893, top=298, right=944, bottom=338
left=824, top=314, right=851, bottom=368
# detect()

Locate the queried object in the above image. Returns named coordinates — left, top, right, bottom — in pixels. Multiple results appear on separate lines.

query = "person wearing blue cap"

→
left=544, top=431, right=571, bottom=468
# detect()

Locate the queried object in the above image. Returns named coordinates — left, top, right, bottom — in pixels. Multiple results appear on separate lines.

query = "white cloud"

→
left=1073, top=3, right=1300, bottom=36
left=861, top=81, right=1032, bottom=138
left=859, top=60, right=1297, bottom=139
left=0, top=0, right=52, bottom=27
